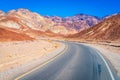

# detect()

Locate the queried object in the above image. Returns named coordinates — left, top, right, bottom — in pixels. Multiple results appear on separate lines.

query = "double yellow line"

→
left=15, top=44, right=68, bottom=80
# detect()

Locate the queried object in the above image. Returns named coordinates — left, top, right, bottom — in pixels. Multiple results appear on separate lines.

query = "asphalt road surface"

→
left=16, top=42, right=119, bottom=80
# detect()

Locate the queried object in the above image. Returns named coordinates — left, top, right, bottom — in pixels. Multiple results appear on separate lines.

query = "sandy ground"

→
left=0, top=39, right=65, bottom=80
left=85, top=42, right=120, bottom=78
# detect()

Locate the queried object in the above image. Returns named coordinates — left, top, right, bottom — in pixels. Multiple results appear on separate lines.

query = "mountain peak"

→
left=75, top=13, right=88, bottom=16
left=0, top=10, right=5, bottom=16
left=103, top=13, right=120, bottom=19
left=17, top=8, right=31, bottom=13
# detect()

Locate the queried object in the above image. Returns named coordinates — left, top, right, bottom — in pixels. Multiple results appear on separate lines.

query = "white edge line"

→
left=96, top=50, right=115, bottom=80
left=75, top=42, right=115, bottom=80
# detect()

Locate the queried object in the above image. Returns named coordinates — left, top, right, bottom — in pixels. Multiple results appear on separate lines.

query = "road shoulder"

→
left=0, top=40, right=66, bottom=80
left=82, top=43, right=120, bottom=79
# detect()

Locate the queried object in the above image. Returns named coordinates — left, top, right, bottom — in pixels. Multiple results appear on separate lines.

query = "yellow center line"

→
left=15, top=44, right=68, bottom=80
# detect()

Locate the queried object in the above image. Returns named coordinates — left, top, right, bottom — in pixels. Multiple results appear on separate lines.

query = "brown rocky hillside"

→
left=0, top=27, right=33, bottom=41
left=68, top=14, right=120, bottom=42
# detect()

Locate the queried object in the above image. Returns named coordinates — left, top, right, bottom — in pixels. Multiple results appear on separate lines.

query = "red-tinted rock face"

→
left=0, top=27, right=33, bottom=41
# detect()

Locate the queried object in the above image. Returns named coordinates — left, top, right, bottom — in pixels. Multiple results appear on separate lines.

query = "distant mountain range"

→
left=0, top=9, right=100, bottom=34
left=68, top=14, right=120, bottom=42
left=45, top=14, right=100, bottom=32
left=0, top=8, right=119, bottom=41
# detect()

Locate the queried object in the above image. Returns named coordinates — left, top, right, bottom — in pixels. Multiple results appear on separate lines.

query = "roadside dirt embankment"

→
left=84, top=42, right=120, bottom=78
left=0, top=40, right=65, bottom=80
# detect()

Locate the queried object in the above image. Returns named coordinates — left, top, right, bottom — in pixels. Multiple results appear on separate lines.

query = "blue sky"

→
left=0, top=0, right=120, bottom=18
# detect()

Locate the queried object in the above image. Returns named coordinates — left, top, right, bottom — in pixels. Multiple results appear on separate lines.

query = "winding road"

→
left=15, top=42, right=119, bottom=80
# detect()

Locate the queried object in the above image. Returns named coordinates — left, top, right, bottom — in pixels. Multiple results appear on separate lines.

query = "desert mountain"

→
left=0, top=9, right=74, bottom=36
left=45, top=14, right=100, bottom=32
left=0, top=8, right=100, bottom=40
left=68, top=14, right=120, bottom=42
left=1, top=8, right=119, bottom=42
left=0, top=9, right=56, bottom=38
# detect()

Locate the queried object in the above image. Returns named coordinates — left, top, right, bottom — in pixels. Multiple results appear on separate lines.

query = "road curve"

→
left=15, top=42, right=119, bottom=80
